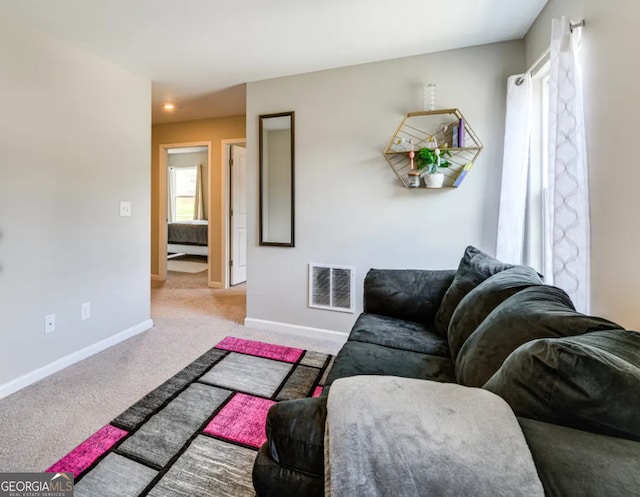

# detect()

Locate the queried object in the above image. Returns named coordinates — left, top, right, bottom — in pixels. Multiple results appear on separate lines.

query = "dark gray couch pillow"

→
left=485, top=330, right=640, bottom=441
left=434, top=246, right=513, bottom=337
left=364, top=269, right=455, bottom=324
left=455, top=285, right=621, bottom=387
left=448, top=266, right=543, bottom=361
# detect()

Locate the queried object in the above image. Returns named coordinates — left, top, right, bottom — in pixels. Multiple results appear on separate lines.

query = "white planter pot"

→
left=424, top=172, right=445, bottom=188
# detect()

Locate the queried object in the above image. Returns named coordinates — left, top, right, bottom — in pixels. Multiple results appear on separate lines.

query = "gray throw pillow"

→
left=455, top=285, right=621, bottom=387
left=484, top=329, right=640, bottom=441
left=434, top=246, right=513, bottom=338
left=448, top=266, right=543, bottom=362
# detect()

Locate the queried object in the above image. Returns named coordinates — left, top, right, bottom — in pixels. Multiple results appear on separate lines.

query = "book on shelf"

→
left=458, top=118, right=465, bottom=147
left=453, top=162, right=473, bottom=187
left=451, top=125, right=459, bottom=149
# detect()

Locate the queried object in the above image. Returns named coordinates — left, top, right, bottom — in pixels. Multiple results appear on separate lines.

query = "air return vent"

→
left=308, top=264, right=355, bottom=313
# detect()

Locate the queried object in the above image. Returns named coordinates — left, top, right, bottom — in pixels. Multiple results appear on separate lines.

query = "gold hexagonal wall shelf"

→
left=383, top=109, right=483, bottom=189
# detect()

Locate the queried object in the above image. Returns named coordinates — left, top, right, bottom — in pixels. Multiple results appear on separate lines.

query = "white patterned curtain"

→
left=194, top=163, right=205, bottom=220
left=496, top=74, right=532, bottom=264
left=547, top=17, right=590, bottom=312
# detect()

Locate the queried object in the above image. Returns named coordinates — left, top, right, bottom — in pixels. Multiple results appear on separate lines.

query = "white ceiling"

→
left=0, top=0, right=547, bottom=124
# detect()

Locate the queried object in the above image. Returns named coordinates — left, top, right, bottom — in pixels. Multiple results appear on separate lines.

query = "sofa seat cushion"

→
left=519, top=418, right=640, bottom=497
left=455, top=285, right=621, bottom=387
left=434, top=246, right=514, bottom=337
left=326, top=376, right=544, bottom=497
left=485, top=329, right=640, bottom=441
left=349, top=313, right=449, bottom=357
left=324, top=342, right=455, bottom=387
left=448, top=266, right=543, bottom=361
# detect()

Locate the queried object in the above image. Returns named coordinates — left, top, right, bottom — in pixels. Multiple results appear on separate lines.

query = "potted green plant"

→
left=415, top=147, right=452, bottom=188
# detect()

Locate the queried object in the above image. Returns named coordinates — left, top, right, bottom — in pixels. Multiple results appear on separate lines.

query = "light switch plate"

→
left=120, top=201, right=132, bottom=217
left=81, top=302, right=91, bottom=320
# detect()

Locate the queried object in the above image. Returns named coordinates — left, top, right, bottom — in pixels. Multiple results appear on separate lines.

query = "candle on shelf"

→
left=409, top=138, right=415, bottom=170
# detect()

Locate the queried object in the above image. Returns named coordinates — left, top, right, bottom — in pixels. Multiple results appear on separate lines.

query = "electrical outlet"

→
left=45, top=314, right=56, bottom=333
left=81, top=302, right=91, bottom=320
left=120, top=201, right=132, bottom=217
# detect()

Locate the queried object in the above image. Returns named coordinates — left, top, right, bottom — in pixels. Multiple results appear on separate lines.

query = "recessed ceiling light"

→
left=164, top=103, right=175, bottom=111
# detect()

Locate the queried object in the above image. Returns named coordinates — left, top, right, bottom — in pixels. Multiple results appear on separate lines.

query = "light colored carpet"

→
left=0, top=270, right=345, bottom=471
left=167, top=259, right=208, bottom=273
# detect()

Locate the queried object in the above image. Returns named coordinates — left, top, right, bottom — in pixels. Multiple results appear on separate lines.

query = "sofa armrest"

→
left=253, top=445, right=323, bottom=497
left=265, top=396, right=327, bottom=476
left=364, top=269, right=455, bottom=323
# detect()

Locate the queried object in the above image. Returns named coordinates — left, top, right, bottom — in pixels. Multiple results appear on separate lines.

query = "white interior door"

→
left=230, top=145, right=247, bottom=285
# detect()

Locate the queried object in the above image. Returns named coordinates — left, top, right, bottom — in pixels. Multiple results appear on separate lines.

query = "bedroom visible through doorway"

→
left=165, top=145, right=210, bottom=284
left=157, top=138, right=246, bottom=290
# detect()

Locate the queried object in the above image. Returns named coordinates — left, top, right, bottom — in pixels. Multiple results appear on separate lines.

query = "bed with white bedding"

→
left=167, top=220, right=208, bottom=256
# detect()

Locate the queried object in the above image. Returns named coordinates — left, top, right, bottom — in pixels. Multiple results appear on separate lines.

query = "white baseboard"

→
left=244, top=318, right=348, bottom=347
left=0, top=319, right=154, bottom=401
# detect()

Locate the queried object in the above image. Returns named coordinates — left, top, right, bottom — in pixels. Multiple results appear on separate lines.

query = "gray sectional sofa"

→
left=253, top=246, right=640, bottom=496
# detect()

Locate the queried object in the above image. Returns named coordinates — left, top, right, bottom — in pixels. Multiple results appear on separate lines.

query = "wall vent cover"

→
left=308, top=264, right=355, bottom=313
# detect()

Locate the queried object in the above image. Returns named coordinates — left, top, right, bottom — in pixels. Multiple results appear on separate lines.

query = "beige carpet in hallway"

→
left=0, top=270, right=345, bottom=471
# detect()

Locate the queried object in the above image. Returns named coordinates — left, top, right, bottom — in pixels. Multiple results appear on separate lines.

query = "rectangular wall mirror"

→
left=259, top=111, right=295, bottom=247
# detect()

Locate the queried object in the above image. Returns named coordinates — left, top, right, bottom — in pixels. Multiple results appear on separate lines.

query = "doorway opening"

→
left=158, top=142, right=212, bottom=286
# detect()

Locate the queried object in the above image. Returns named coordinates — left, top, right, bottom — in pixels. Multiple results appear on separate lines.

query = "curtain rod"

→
left=515, top=19, right=585, bottom=86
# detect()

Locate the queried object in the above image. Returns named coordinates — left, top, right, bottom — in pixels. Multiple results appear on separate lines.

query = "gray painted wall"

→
left=246, top=41, right=525, bottom=333
left=0, top=14, right=151, bottom=389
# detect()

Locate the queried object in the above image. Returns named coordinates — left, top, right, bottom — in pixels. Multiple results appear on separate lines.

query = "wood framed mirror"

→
left=259, top=111, right=295, bottom=247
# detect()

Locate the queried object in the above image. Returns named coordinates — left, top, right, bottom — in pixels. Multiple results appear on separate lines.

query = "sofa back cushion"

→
left=448, top=266, right=543, bottom=361
left=455, top=285, right=621, bottom=387
left=484, top=330, right=640, bottom=441
left=364, top=269, right=456, bottom=324
left=434, top=246, right=513, bottom=337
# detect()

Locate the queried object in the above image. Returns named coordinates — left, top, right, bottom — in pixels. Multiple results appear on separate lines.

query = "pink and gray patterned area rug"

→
left=46, top=337, right=333, bottom=497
